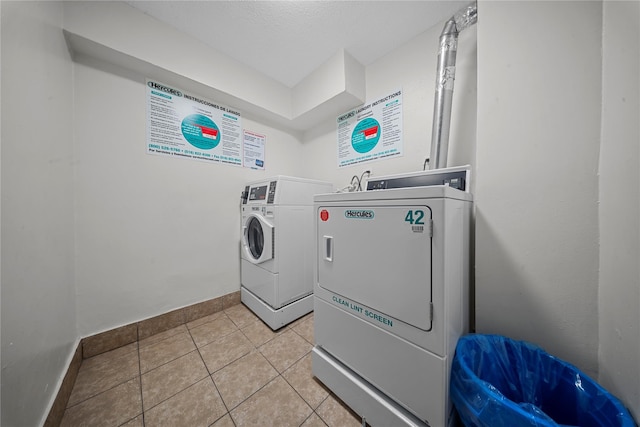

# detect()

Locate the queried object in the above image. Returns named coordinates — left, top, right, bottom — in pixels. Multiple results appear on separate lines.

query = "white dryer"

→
left=312, top=166, right=473, bottom=427
left=241, top=176, right=333, bottom=330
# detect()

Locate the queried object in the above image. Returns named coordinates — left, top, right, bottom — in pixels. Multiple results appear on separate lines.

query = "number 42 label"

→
left=404, top=210, right=425, bottom=225
left=405, top=210, right=431, bottom=235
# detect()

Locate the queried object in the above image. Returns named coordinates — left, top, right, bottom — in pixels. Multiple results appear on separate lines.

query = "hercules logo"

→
left=344, top=210, right=374, bottom=219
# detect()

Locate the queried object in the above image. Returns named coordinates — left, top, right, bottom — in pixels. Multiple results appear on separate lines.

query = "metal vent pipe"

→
left=429, top=2, right=478, bottom=170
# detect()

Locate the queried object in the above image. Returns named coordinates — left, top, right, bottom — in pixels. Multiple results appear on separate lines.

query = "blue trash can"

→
left=451, top=334, right=637, bottom=427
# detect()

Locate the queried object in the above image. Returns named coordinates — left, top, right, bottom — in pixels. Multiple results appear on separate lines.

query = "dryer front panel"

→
left=316, top=204, right=433, bottom=331
left=242, top=213, right=274, bottom=264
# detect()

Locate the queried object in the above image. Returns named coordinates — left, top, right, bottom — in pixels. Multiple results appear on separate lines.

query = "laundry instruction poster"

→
left=336, top=89, right=403, bottom=168
left=146, top=80, right=242, bottom=166
left=242, top=130, right=266, bottom=170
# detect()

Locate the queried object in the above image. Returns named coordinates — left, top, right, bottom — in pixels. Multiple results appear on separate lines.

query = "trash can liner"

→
left=450, top=334, right=637, bottom=427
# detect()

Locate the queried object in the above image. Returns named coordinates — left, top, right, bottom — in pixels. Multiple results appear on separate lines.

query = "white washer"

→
left=241, top=176, right=333, bottom=330
left=312, top=167, right=473, bottom=427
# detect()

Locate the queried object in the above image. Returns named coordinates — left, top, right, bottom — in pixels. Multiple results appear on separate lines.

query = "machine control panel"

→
left=245, top=180, right=279, bottom=204
left=241, top=185, right=250, bottom=204
left=367, top=166, right=470, bottom=192
left=242, top=176, right=332, bottom=206
left=267, top=181, right=277, bottom=204
left=248, top=185, right=268, bottom=202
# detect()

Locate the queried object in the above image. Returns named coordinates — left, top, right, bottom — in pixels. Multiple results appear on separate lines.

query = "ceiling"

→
left=126, top=1, right=469, bottom=88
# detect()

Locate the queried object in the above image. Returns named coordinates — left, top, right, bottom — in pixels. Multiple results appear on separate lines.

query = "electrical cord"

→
left=349, top=171, right=370, bottom=191
left=350, top=175, right=360, bottom=191
left=358, top=170, right=371, bottom=191
left=338, top=170, right=372, bottom=192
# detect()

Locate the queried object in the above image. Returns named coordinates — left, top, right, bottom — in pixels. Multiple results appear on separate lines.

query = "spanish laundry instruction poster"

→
left=336, top=89, right=403, bottom=168
left=146, top=80, right=242, bottom=166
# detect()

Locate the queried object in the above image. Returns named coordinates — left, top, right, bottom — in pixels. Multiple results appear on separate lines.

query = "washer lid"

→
left=242, top=213, right=274, bottom=264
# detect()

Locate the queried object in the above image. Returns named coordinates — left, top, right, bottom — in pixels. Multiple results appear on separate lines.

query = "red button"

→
left=320, top=210, right=329, bottom=221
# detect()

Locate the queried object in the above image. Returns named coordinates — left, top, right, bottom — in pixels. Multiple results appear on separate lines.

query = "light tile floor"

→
left=61, top=304, right=364, bottom=427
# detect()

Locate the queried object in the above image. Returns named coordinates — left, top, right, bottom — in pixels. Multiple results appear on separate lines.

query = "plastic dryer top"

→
left=242, top=176, right=333, bottom=206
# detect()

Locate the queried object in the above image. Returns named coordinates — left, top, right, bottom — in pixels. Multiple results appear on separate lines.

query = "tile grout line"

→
left=289, top=322, right=315, bottom=346
left=62, top=298, right=246, bottom=426
left=130, top=305, right=324, bottom=426
left=140, top=349, right=210, bottom=413
left=222, top=372, right=285, bottom=415
left=299, top=411, right=324, bottom=427
left=69, top=345, right=143, bottom=426
left=278, top=348, right=325, bottom=426
left=140, top=306, right=247, bottom=424
left=141, top=324, right=206, bottom=421
left=246, top=326, right=319, bottom=424
left=208, top=308, right=288, bottom=418
left=64, top=368, right=140, bottom=411
left=190, top=311, right=239, bottom=349
left=213, top=335, right=279, bottom=415
left=187, top=318, right=238, bottom=427
left=287, top=315, right=332, bottom=426
left=314, top=393, right=333, bottom=426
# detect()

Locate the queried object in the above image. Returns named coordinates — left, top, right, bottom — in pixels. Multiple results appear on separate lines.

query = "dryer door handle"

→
left=323, top=236, right=333, bottom=262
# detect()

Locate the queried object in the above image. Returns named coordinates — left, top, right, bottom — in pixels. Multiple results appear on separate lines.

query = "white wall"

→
left=0, top=2, right=77, bottom=426
left=73, top=56, right=306, bottom=336
left=475, top=1, right=602, bottom=376
left=302, top=18, right=477, bottom=190
left=598, top=1, right=640, bottom=420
